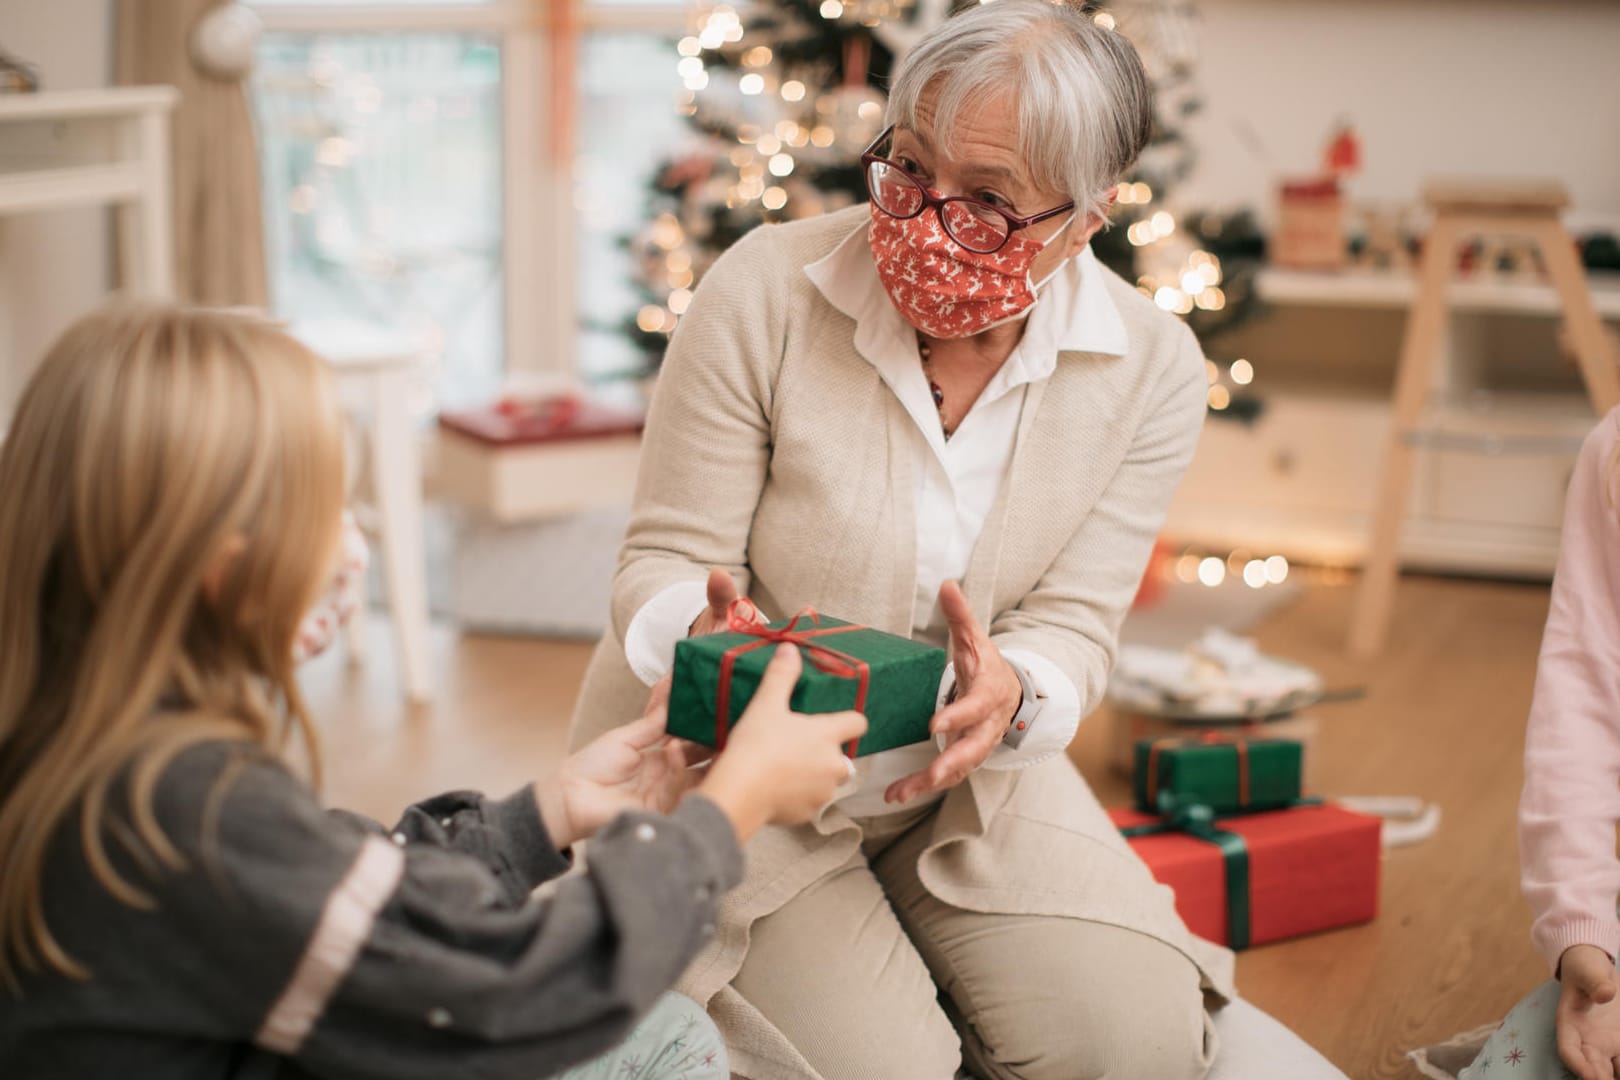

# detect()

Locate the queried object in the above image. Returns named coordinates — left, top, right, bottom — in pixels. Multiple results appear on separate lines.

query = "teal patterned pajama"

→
left=1462, top=968, right=1620, bottom=1080
left=551, top=992, right=728, bottom=1079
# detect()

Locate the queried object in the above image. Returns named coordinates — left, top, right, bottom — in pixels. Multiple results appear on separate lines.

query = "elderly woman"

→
left=571, top=2, right=1234, bottom=1077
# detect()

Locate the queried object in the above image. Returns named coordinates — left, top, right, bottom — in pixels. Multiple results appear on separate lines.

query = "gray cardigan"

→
left=0, top=741, right=742, bottom=1079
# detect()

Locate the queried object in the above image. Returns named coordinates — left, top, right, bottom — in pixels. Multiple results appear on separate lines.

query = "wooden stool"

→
left=1349, top=180, right=1620, bottom=657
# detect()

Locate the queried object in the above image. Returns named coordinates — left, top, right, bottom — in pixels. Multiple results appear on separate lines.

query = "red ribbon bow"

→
left=714, top=600, right=871, bottom=759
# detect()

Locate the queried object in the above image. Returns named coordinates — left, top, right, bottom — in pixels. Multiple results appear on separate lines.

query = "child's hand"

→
left=1558, top=944, right=1620, bottom=1079
left=537, top=712, right=712, bottom=849
left=697, top=646, right=868, bottom=843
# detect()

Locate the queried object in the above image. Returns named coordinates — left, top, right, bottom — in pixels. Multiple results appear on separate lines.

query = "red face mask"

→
left=868, top=201, right=1072, bottom=340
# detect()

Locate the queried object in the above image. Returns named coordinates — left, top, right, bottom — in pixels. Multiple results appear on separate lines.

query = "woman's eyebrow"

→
left=960, top=163, right=1021, bottom=186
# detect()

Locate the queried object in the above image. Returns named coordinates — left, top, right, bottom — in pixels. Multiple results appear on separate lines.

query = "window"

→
left=574, top=31, right=699, bottom=388
left=253, top=30, right=504, bottom=406
left=249, top=0, right=690, bottom=409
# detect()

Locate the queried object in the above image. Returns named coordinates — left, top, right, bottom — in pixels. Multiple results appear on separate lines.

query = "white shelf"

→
left=0, top=86, right=178, bottom=121
left=1257, top=266, right=1620, bottom=319
left=0, top=163, right=146, bottom=214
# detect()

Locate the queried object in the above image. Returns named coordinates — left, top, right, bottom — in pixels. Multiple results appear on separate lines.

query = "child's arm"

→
left=1522, top=409, right=1620, bottom=975
left=144, top=743, right=742, bottom=1080
left=325, top=788, right=574, bottom=907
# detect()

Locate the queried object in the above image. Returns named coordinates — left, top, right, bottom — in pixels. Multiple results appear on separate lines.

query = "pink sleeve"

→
left=1522, top=408, right=1620, bottom=974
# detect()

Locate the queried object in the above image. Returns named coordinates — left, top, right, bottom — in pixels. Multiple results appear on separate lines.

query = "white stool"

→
left=291, top=319, right=434, bottom=704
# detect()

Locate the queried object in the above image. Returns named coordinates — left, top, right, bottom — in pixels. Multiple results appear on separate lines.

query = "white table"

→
left=0, top=87, right=178, bottom=298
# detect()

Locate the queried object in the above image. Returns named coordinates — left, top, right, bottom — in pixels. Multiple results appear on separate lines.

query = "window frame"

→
left=251, top=0, right=690, bottom=385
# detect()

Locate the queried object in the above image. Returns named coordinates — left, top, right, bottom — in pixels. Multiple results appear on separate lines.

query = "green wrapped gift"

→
left=1133, top=734, right=1303, bottom=815
left=666, top=611, right=946, bottom=757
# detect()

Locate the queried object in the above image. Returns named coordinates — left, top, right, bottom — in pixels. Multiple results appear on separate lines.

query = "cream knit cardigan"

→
left=570, top=205, right=1236, bottom=1073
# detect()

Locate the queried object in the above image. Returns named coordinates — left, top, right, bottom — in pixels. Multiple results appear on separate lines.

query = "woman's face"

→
left=891, top=89, right=1107, bottom=282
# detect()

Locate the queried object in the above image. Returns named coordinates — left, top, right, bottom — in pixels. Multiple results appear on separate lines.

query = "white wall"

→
left=0, top=0, right=114, bottom=414
left=1180, top=0, right=1620, bottom=230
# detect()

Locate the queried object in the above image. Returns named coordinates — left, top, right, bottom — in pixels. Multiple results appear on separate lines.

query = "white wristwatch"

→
left=1002, top=661, right=1039, bottom=749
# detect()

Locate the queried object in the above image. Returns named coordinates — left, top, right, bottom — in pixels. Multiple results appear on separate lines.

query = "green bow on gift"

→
left=1119, top=793, right=1254, bottom=950
left=1119, top=793, right=1324, bottom=950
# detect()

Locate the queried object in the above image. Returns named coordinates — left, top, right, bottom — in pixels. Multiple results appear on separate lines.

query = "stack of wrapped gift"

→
left=1113, top=732, right=1381, bottom=950
left=666, top=606, right=946, bottom=758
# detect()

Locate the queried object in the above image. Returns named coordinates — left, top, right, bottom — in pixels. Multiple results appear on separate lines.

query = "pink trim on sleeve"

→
left=256, top=835, right=406, bottom=1054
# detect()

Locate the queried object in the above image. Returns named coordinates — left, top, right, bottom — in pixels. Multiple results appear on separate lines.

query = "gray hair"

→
left=885, top=0, right=1153, bottom=222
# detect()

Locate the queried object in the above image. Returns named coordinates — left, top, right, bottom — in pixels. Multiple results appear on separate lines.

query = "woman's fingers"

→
left=706, top=567, right=739, bottom=619
left=932, top=672, right=1003, bottom=735
left=937, top=579, right=978, bottom=637
left=928, top=716, right=1002, bottom=781
left=885, top=712, right=1001, bottom=803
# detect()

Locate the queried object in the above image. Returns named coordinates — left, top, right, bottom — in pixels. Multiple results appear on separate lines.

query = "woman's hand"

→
left=1558, top=944, right=1620, bottom=1079
left=535, top=711, right=712, bottom=849
left=698, top=645, right=868, bottom=843
left=885, top=581, right=1022, bottom=805
left=688, top=567, right=743, bottom=637
left=640, top=567, right=747, bottom=719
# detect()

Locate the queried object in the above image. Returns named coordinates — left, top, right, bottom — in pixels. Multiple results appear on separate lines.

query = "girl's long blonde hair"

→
left=0, top=302, right=346, bottom=990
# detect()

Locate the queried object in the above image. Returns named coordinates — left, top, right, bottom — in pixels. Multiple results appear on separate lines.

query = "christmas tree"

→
left=617, top=0, right=924, bottom=360
left=621, top=0, right=1260, bottom=412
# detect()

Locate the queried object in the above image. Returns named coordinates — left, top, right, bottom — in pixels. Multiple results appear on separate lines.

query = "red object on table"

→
left=1131, top=537, right=1173, bottom=610
left=1323, top=126, right=1361, bottom=177
left=1279, top=176, right=1340, bottom=201
left=438, top=395, right=644, bottom=447
left=1110, top=803, right=1381, bottom=948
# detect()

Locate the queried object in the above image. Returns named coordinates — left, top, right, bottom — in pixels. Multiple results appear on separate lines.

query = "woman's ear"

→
left=201, top=532, right=247, bottom=602
left=1066, top=187, right=1117, bottom=258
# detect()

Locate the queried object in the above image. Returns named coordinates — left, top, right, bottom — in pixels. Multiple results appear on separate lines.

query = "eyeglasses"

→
left=860, top=126, right=1075, bottom=255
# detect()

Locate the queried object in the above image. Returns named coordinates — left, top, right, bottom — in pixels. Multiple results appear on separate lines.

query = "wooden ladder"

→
left=1348, top=180, right=1620, bottom=657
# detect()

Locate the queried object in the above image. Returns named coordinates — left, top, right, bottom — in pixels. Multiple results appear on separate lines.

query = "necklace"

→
left=917, top=335, right=953, bottom=441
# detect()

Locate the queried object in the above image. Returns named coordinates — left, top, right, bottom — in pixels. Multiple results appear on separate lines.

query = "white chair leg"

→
left=345, top=561, right=369, bottom=667
left=370, top=369, right=434, bottom=703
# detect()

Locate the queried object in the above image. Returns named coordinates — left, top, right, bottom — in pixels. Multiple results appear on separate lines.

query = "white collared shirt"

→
left=624, top=215, right=1131, bottom=817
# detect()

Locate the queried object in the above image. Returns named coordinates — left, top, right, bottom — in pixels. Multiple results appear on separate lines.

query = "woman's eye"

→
left=896, top=156, right=925, bottom=176
left=976, top=191, right=1012, bottom=209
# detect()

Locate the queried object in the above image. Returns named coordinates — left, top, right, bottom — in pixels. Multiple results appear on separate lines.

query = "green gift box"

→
left=666, top=612, right=946, bottom=757
left=1133, top=735, right=1303, bottom=815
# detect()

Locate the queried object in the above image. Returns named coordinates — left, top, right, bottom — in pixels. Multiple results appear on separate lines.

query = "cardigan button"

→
left=634, top=822, right=657, bottom=842
left=390, top=832, right=407, bottom=847
left=426, top=1007, right=453, bottom=1029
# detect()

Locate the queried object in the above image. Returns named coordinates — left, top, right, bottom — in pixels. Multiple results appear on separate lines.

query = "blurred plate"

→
left=1107, top=646, right=1325, bottom=723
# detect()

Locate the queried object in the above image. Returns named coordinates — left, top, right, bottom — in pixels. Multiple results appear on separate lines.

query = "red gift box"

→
left=438, top=395, right=644, bottom=447
left=1110, top=803, right=1381, bottom=949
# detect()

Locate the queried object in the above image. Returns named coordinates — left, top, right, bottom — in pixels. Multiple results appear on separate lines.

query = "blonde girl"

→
left=0, top=303, right=864, bottom=1079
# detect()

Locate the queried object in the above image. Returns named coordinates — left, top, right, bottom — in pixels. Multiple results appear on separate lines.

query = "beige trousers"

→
left=728, top=804, right=1216, bottom=1080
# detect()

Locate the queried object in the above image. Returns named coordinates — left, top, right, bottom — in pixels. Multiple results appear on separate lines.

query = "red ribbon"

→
left=713, top=600, right=870, bottom=759
left=1145, top=731, right=1252, bottom=809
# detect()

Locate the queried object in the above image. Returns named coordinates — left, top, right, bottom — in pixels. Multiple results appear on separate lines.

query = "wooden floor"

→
left=302, top=572, right=1557, bottom=1080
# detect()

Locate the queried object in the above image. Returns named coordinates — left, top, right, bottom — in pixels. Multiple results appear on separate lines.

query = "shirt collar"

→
left=802, top=212, right=1132, bottom=376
